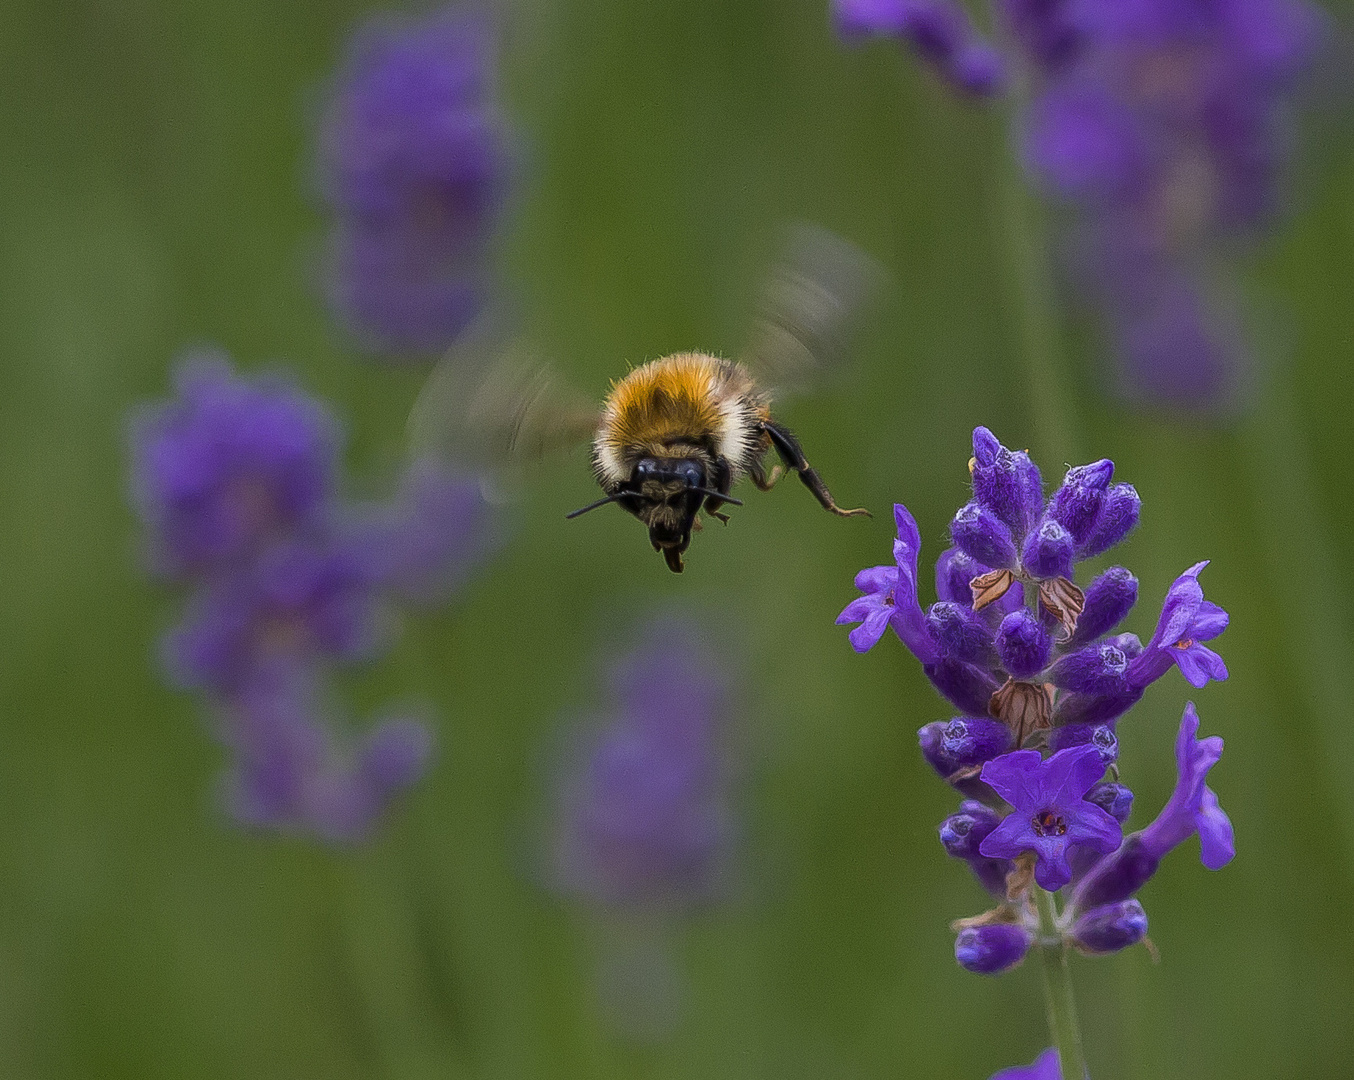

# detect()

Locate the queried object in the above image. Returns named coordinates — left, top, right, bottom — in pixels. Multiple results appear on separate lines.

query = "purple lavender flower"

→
left=1073, top=703, right=1233, bottom=910
left=552, top=616, right=733, bottom=909
left=979, top=746, right=1122, bottom=891
left=833, top=0, right=1007, bottom=96
left=838, top=428, right=1224, bottom=741
left=1070, top=898, right=1148, bottom=953
left=836, top=504, right=939, bottom=661
left=132, top=352, right=491, bottom=842
left=129, top=351, right=339, bottom=577
left=990, top=1048, right=1061, bottom=1080
left=317, top=5, right=510, bottom=356
left=1128, top=562, right=1229, bottom=688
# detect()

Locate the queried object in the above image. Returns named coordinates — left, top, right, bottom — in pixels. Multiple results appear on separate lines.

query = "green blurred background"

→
left=2, top=0, right=1353, bottom=1077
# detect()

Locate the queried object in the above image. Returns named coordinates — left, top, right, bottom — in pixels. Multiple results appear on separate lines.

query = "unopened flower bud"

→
left=1021, top=519, right=1075, bottom=580
left=1069, top=566, right=1138, bottom=646
left=940, top=801, right=1013, bottom=895
left=955, top=923, right=1031, bottom=974
left=1049, top=642, right=1129, bottom=694
left=1079, top=483, right=1141, bottom=558
left=970, top=427, right=1044, bottom=538
left=919, top=717, right=1014, bottom=777
left=1049, top=723, right=1119, bottom=767
left=924, top=657, right=1002, bottom=718
left=1071, top=899, right=1148, bottom=953
left=952, top=501, right=1017, bottom=569
left=996, top=609, right=1053, bottom=678
left=927, top=602, right=996, bottom=664
left=1085, top=781, right=1134, bottom=824
left=1048, top=459, right=1114, bottom=544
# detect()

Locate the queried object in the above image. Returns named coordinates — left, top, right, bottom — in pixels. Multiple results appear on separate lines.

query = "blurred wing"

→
left=408, top=340, right=600, bottom=499
left=739, top=222, right=887, bottom=399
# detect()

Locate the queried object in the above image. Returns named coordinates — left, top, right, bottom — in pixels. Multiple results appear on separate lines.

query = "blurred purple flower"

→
left=834, top=0, right=1007, bottom=96
left=317, top=5, right=510, bottom=356
left=130, top=350, right=339, bottom=577
left=991, top=1048, right=1061, bottom=1080
left=552, top=616, right=734, bottom=909
left=835, top=0, right=1328, bottom=410
left=132, top=352, right=493, bottom=842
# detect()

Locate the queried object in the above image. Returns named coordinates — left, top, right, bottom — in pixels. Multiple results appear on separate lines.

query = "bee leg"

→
left=691, top=515, right=704, bottom=532
left=760, top=420, right=870, bottom=518
left=663, top=546, right=685, bottom=573
left=749, top=459, right=785, bottom=492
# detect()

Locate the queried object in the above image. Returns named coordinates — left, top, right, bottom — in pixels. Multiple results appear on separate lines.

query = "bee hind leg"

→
left=760, top=420, right=870, bottom=518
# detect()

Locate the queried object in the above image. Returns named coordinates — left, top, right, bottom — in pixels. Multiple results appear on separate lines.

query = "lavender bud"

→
left=1086, top=781, right=1134, bottom=824
left=952, top=501, right=1017, bottom=569
left=1049, top=642, right=1129, bottom=695
left=935, top=547, right=984, bottom=604
left=940, top=802, right=1012, bottom=896
left=1020, top=518, right=1075, bottom=580
left=927, top=602, right=996, bottom=664
left=1053, top=687, right=1143, bottom=728
left=1049, top=723, right=1119, bottom=767
left=1047, top=459, right=1114, bottom=545
left=939, top=800, right=1002, bottom=859
left=1071, top=899, right=1148, bottom=953
left=970, top=427, right=1044, bottom=537
left=1069, top=567, right=1138, bottom=646
left=995, top=609, right=1053, bottom=678
left=955, top=923, right=1031, bottom=974
left=923, top=657, right=1001, bottom=718
left=1079, top=483, right=1141, bottom=558
left=919, top=717, right=1014, bottom=777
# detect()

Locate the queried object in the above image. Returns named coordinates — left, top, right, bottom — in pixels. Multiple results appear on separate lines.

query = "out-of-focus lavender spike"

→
left=551, top=615, right=735, bottom=910
left=316, top=5, right=511, bottom=357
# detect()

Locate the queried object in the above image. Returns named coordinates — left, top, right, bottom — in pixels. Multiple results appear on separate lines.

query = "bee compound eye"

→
left=681, top=463, right=703, bottom=488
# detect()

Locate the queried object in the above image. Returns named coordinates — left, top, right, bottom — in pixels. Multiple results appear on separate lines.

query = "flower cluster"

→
left=837, top=427, right=1234, bottom=1071
left=833, top=0, right=1325, bottom=408
left=549, top=614, right=735, bottom=909
left=316, top=5, right=510, bottom=357
left=130, top=351, right=494, bottom=840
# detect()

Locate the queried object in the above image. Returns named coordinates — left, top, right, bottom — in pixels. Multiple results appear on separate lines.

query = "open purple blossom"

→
left=132, top=352, right=493, bottom=842
left=836, top=504, right=938, bottom=661
left=1073, top=703, right=1233, bottom=912
left=979, top=746, right=1122, bottom=891
left=317, top=5, right=510, bottom=356
left=551, top=615, right=734, bottom=909
left=1128, top=561, right=1230, bottom=688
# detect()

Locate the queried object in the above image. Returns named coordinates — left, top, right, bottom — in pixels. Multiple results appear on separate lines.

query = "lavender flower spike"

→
left=832, top=0, right=1006, bottom=97
left=990, top=1048, right=1061, bottom=1080
left=979, top=745, right=1122, bottom=891
left=1128, top=561, right=1229, bottom=689
left=836, top=504, right=938, bottom=661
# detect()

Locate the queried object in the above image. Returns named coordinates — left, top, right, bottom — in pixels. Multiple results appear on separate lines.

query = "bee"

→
left=569, top=351, right=867, bottom=571
left=411, top=224, right=881, bottom=572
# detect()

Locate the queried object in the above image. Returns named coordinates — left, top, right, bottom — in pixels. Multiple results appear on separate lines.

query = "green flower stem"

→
left=1035, top=886, right=1086, bottom=1080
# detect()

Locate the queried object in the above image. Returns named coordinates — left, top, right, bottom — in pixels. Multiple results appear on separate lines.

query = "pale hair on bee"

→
left=410, top=223, right=885, bottom=573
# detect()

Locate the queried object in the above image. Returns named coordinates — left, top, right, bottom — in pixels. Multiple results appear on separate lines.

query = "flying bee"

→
left=410, top=223, right=882, bottom=572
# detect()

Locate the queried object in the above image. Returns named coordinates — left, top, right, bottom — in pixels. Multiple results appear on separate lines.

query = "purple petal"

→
left=977, top=811, right=1037, bottom=863
left=848, top=606, right=892, bottom=653
left=854, top=564, right=897, bottom=593
left=1175, top=642, right=1229, bottom=687
left=1192, top=600, right=1230, bottom=641
left=894, top=502, right=922, bottom=557
left=1031, top=836, right=1074, bottom=891
left=837, top=593, right=885, bottom=624
left=979, top=749, right=1044, bottom=808
left=1198, top=786, right=1235, bottom=870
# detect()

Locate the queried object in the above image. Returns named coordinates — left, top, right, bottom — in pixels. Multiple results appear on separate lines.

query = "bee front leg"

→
left=760, top=420, right=870, bottom=518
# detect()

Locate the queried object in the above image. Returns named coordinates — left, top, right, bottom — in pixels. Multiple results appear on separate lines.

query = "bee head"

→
left=631, top=457, right=709, bottom=572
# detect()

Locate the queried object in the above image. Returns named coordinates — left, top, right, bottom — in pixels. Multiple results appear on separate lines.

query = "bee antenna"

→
left=692, top=488, right=743, bottom=506
left=565, top=493, right=627, bottom=520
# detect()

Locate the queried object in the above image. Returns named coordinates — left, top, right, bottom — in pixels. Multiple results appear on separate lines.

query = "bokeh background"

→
left=2, top=0, right=1353, bottom=1077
